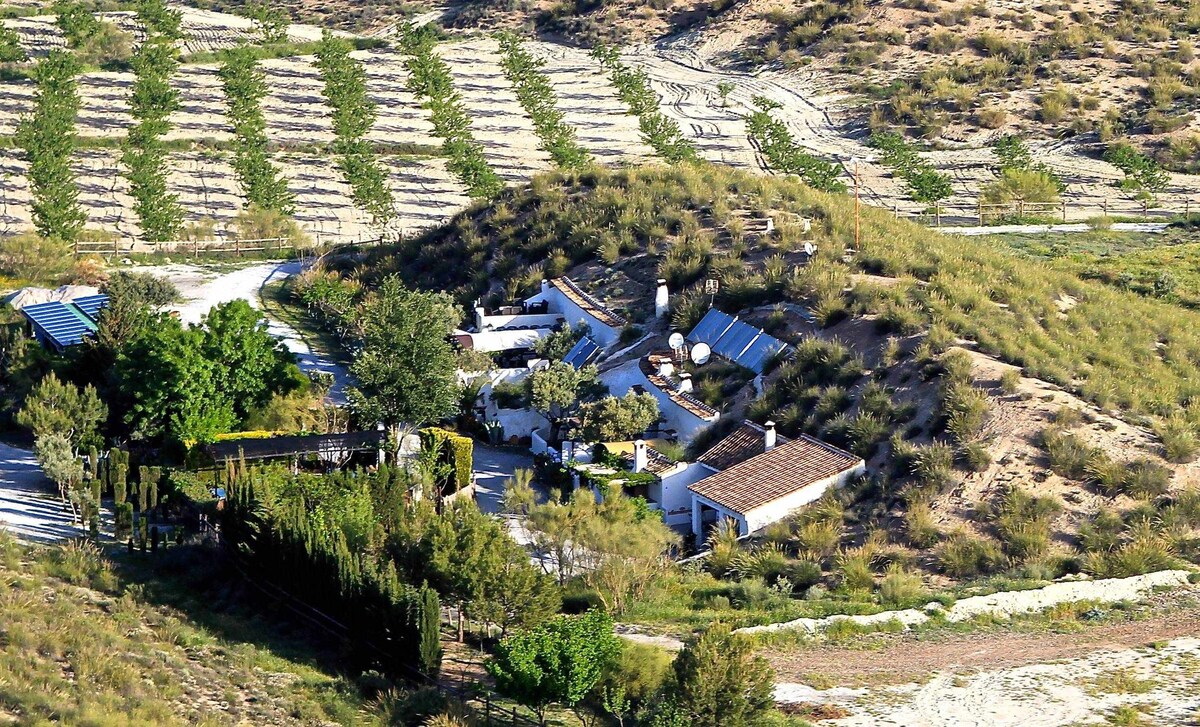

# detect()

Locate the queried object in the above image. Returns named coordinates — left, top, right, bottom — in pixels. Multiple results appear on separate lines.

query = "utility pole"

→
left=853, top=157, right=861, bottom=251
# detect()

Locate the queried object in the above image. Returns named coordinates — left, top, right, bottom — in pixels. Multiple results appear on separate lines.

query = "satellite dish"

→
left=691, top=342, right=711, bottom=366
left=668, top=332, right=685, bottom=350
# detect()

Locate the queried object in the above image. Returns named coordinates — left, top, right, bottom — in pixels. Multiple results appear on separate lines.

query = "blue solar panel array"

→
left=71, top=294, right=109, bottom=321
left=563, top=336, right=600, bottom=369
left=686, top=308, right=791, bottom=374
left=688, top=309, right=735, bottom=349
left=22, top=301, right=98, bottom=349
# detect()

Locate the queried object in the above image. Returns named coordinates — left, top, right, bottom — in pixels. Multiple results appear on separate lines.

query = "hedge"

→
left=420, top=426, right=473, bottom=495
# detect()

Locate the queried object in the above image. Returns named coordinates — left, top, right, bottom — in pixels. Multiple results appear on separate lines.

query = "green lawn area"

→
left=984, top=226, right=1200, bottom=309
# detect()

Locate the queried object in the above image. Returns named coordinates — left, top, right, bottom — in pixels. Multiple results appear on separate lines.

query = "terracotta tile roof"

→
left=551, top=278, right=627, bottom=329
left=688, top=435, right=863, bottom=514
left=640, top=354, right=720, bottom=421
left=619, top=446, right=678, bottom=476
left=697, top=420, right=791, bottom=471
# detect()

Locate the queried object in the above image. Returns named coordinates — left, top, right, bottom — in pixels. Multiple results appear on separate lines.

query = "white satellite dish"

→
left=668, top=332, right=685, bottom=350
left=691, top=342, right=711, bottom=366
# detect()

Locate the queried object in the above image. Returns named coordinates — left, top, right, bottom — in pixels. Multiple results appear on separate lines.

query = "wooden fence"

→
left=73, top=233, right=391, bottom=258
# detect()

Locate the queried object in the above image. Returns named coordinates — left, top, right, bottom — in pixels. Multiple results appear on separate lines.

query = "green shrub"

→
left=938, top=532, right=1004, bottom=577
left=1155, top=417, right=1198, bottom=463
left=960, top=440, right=992, bottom=472
left=746, top=96, right=845, bottom=192
left=0, top=233, right=73, bottom=281
left=903, top=500, right=941, bottom=548
left=1122, top=458, right=1171, bottom=499
left=878, top=563, right=925, bottom=605
left=998, top=368, right=1020, bottom=394
left=912, top=442, right=955, bottom=490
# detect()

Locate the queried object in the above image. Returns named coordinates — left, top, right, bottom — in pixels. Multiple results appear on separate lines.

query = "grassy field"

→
left=987, top=226, right=1200, bottom=309
left=0, top=533, right=387, bottom=725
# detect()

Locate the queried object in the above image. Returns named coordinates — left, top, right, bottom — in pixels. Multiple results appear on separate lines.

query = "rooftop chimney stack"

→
left=633, top=439, right=648, bottom=473
left=764, top=421, right=777, bottom=451
left=678, top=373, right=693, bottom=393
left=655, top=279, right=669, bottom=319
left=540, top=279, right=551, bottom=294
left=658, top=360, right=675, bottom=378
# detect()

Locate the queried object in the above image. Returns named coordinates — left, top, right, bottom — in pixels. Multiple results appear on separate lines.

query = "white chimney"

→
left=632, top=439, right=648, bottom=473
left=678, top=373, right=693, bottom=393
left=658, top=360, right=675, bottom=378
left=540, top=279, right=550, bottom=294
left=654, top=278, right=669, bottom=319
left=764, top=421, right=777, bottom=451
left=474, top=305, right=487, bottom=330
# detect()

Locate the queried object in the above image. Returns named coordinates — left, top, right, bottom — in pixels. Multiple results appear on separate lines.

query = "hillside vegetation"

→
left=352, top=163, right=1200, bottom=426
left=0, top=534, right=382, bottom=725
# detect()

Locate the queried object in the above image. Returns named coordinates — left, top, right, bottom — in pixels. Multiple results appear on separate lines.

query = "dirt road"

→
left=769, top=591, right=1200, bottom=686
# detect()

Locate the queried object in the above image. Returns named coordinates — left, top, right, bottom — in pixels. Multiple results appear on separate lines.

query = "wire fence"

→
left=892, top=197, right=1200, bottom=227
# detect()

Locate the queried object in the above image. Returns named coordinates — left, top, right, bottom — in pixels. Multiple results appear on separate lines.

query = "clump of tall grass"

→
left=878, top=563, right=926, bottom=605
left=980, top=487, right=1063, bottom=563
left=903, top=500, right=942, bottom=548
left=1155, top=416, right=1198, bottom=463
left=1039, top=425, right=1101, bottom=480
left=937, top=531, right=1005, bottom=577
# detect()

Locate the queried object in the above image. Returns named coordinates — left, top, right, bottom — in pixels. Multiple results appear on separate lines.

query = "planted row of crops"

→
left=497, top=33, right=589, bottom=170
left=314, top=32, right=396, bottom=225
left=867, top=131, right=953, bottom=206
left=16, top=50, right=86, bottom=242
left=218, top=45, right=295, bottom=214
left=590, top=44, right=696, bottom=163
left=121, top=0, right=186, bottom=241
left=397, top=23, right=502, bottom=198
left=0, top=23, right=26, bottom=63
left=745, top=96, right=845, bottom=193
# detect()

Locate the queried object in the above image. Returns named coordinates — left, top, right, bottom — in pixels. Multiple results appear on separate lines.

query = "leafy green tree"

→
left=348, top=277, right=461, bottom=445
left=123, top=31, right=184, bottom=242
left=103, top=270, right=179, bottom=307
left=0, top=23, right=27, bottom=63
left=488, top=610, right=621, bottom=727
left=16, top=373, right=107, bottom=450
left=116, top=315, right=237, bottom=445
left=1104, top=142, right=1170, bottom=196
left=245, top=0, right=289, bottom=44
left=527, top=362, right=602, bottom=442
left=201, top=299, right=297, bottom=419
left=657, top=624, right=775, bottom=726
left=34, top=431, right=84, bottom=505
left=745, top=95, right=844, bottom=192
left=578, top=392, right=659, bottom=442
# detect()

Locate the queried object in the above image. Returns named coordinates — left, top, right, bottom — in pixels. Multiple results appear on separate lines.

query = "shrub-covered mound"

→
left=352, top=163, right=1200, bottom=425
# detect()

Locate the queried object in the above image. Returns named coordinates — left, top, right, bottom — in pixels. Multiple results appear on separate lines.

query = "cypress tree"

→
left=418, top=584, right=442, bottom=678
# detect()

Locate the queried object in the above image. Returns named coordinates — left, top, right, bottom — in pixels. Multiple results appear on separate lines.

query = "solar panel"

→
left=563, top=336, right=600, bottom=369
left=687, top=308, right=735, bottom=347
left=70, top=294, right=109, bottom=321
left=712, top=320, right=760, bottom=361
left=22, top=301, right=98, bottom=349
left=739, top=334, right=789, bottom=373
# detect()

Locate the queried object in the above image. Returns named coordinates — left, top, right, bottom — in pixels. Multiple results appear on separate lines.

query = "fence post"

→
left=1103, top=198, right=1108, bottom=218
left=1142, top=200, right=1148, bottom=218
left=935, top=202, right=941, bottom=228
left=977, top=199, right=982, bottom=225
left=1061, top=200, right=1066, bottom=222
left=235, top=238, right=241, bottom=257
left=1186, top=199, right=1191, bottom=218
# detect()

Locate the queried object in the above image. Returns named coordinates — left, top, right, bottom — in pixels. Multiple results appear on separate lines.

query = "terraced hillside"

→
left=2, top=1, right=1200, bottom=251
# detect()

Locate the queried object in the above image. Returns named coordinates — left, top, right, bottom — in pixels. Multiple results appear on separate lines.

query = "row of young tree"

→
left=396, top=22, right=503, bottom=198
left=16, top=50, right=86, bottom=243
left=122, top=0, right=187, bottom=241
left=745, top=96, right=845, bottom=193
left=218, top=45, right=295, bottom=215
left=867, top=130, right=953, bottom=207
left=313, top=32, right=397, bottom=226
left=591, top=43, right=697, bottom=164
left=0, top=22, right=27, bottom=63
left=497, top=33, right=591, bottom=170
